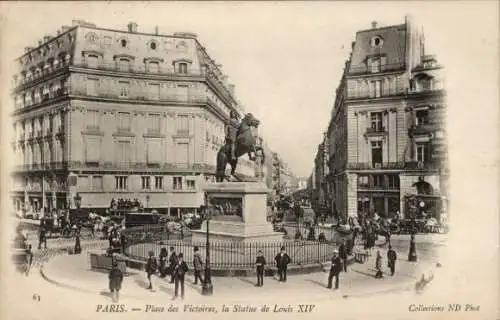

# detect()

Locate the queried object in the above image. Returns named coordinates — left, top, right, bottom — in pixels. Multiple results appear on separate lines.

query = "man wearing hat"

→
left=274, top=246, right=291, bottom=283
left=172, top=253, right=189, bottom=300
left=327, top=248, right=342, bottom=290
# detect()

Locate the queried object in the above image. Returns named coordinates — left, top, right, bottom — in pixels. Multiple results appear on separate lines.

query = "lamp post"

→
left=146, top=195, right=150, bottom=210
left=408, top=196, right=418, bottom=262
left=200, top=204, right=213, bottom=296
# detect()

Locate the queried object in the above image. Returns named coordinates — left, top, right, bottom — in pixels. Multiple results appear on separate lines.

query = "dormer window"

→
left=113, top=54, right=135, bottom=72
left=120, top=39, right=127, bottom=48
left=173, top=59, right=192, bottom=74
left=144, top=57, right=164, bottom=74
left=179, top=63, right=188, bottom=74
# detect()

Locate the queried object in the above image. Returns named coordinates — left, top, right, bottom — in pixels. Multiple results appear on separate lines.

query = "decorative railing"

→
left=348, top=62, right=406, bottom=76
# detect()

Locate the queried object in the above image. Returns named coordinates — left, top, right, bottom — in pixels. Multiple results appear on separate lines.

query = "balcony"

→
left=73, top=61, right=203, bottom=77
left=15, top=62, right=70, bottom=91
left=408, top=123, right=435, bottom=136
left=15, top=88, right=69, bottom=112
left=405, top=161, right=442, bottom=170
left=346, top=162, right=406, bottom=170
left=365, top=126, right=386, bottom=137
left=348, top=62, right=406, bottom=76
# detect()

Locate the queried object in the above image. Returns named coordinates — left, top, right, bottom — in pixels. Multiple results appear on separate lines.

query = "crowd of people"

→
left=110, top=198, right=143, bottom=211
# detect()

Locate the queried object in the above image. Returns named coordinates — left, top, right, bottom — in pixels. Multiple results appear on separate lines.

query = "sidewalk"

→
left=40, top=246, right=437, bottom=304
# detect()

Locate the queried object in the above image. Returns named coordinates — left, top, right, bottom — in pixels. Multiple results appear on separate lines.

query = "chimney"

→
left=154, top=26, right=159, bottom=35
left=25, top=47, right=34, bottom=53
left=127, top=22, right=138, bottom=33
left=38, top=40, right=43, bottom=46
left=371, top=21, right=378, bottom=29
left=44, top=36, right=52, bottom=42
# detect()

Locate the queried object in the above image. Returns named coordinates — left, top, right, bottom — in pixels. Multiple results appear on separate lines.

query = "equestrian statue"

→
left=215, top=111, right=265, bottom=182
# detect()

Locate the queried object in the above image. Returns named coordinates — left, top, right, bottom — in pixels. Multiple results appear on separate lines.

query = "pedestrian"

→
left=339, top=238, right=348, bottom=272
left=327, top=249, right=342, bottom=290
left=172, top=253, right=189, bottom=300
left=109, top=259, right=124, bottom=303
left=168, top=246, right=178, bottom=283
left=145, top=250, right=158, bottom=291
left=255, top=250, right=266, bottom=287
left=159, top=247, right=168, bottom=278
left=375, top=250, right=384, bottom=278
left=38, top=224, right=47, bottom=250
left=387, top=245, right=397, bottom=276
left=193, top=246, right=204, bottom=285
left=274, top=246, right=291, bottom=283
left=24, top=244, right=33, bottom=276
left=74, top=234, right=81, bottom=254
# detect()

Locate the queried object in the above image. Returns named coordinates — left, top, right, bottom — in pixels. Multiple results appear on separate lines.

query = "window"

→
left=371, top=36, right=383, bottom=47
left=370, top=112, right=383, bottom=131
left=415, top=109, right=429, bottom=125
left=368, top=57, right=381, bottom=73
left=78, top=176, right=89, bottom=189
left=141, top=176, right=151, bottom=190
left=86, top=78, right=99, bottom=96
left=178, top=62, right=188, bottom=74
left=117, top=141, right=131, bottom=167
left=86, top=54, right=99, bottom=68
left=146, top=140, right=161, bottom=164
left=416, top=142, right=431, bottom=162
left=186, top=179, right=196, bottom=190
left=119, top=81, right=129, bottom=98
left=358, top=175, right=369, bottom=188
left=148, top=114, right=161, bottom=133
left=117, top=112, right=131, bottom=132
left=92, top=176, right=103, bottom=190
left=371, top=141, right=383, bottom=166
left=373, top=175, right=384, bottom=188
left=118, top=58, right=130, bottom=72
left=85, top=136, right=101, bottom=163
left=148, top=83, right=160, bottom=100
left=120, top=39, right=127, bottom=48
left=177, top=115, right=189, bottom=135
left=387, top=175, right=400, bottom=189
left=115, top=176, right=128, bottom=190
left=173, top=177, right=183, bottom=190
left=148, top=61, right=159, bottom=73
left=86, top=110, right=100, bottom=130
left=150, top=42, right=157, bottom=50
left=175, top=143, right=189, bottom=165
left=154, top=176, right=163, bottom=189
left=370, top=80, right=382, bottom=98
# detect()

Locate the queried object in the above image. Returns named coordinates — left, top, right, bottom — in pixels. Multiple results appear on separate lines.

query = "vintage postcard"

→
left=1, top=1, right=498, bottom=320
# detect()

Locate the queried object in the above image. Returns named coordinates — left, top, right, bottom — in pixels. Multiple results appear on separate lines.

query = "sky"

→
left=0, top=1, right=498, bottom=177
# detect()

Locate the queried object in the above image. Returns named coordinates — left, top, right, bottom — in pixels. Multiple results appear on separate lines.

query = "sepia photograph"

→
left=0, top=1, right=498, bottom=320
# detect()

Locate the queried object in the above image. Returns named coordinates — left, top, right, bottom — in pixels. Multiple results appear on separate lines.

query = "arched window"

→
left=120, top=39, right=127, bottom=48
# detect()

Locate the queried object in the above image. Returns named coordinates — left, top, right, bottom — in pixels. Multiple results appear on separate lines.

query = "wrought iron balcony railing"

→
left=348, top=62, right=406, bottom=76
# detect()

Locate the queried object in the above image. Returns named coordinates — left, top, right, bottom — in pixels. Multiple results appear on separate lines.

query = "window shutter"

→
left=147, top=139, right=161, bottom=164
left=86, top=137, right=101, bottom=162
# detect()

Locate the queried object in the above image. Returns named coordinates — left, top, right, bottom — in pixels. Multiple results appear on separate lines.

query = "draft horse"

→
left=215, top=113, right=265, bottom=182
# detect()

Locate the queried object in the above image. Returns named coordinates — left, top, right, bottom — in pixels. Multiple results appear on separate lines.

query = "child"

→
left=109, top=260, right=124, bottom=302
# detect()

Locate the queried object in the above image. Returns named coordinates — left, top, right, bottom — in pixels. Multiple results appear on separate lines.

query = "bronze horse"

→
left=215, top=113, right=265, bottom=182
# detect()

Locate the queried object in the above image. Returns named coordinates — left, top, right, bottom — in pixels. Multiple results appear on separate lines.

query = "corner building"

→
left=10, top=21, right=256, bottom=216
left=328, top=17, right=448, bottom=219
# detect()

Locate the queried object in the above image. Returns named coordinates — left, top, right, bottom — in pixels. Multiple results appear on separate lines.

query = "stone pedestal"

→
left=191, top=182, right=283, bottom=243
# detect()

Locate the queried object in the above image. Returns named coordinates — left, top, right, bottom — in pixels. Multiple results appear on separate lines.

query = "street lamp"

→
left=408, top=196, right=418, bottom=262
left=199, top=204, right=213, bottom=296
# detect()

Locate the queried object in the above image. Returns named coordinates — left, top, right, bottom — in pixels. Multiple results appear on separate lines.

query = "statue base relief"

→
left=191, top=182, right=283, bottom=243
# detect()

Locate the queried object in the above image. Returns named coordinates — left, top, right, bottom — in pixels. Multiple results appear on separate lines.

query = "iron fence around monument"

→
left=120, top=224, right=338, bottom=269
left=123, top=238, right=336, bottom=269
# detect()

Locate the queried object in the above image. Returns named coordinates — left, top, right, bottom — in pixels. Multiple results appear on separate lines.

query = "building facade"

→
left=10, top=20, right=257, bottom=216
left=327, top=17, right=448, bottom=219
